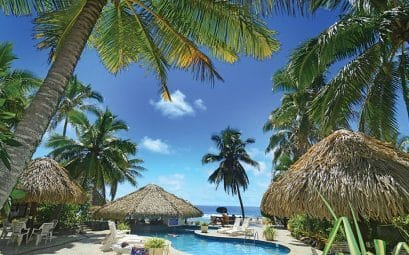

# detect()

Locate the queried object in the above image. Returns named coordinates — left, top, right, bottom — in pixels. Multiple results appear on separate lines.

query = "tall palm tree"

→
left=50, top=75, right=103, bottom=137
left=280, top=1, right=409, bottom=142
left=46, top=108, right=144, bottom=202
left=202, top=127, right=259, bottom=219
left=263, top=70, right=323, bottom=181
left=0, top=0, right=279, bottom=207
left=0, top=42, right=40, bottom=128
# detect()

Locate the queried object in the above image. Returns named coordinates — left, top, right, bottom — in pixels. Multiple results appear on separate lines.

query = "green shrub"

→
left=200, top=222, right=209, bottom=226
left=144, top=238, right=166, bottom=248
left=392, top=215, right=409, bottom=242
left=36, top=203, right=90, bottom=229
left=194, top=221, right=201, bottom=226
left=263, top=226, right=276, bottom=241
left=117, top=222, right=130, bottom=231
left=288, top=214, right=342, bottom=244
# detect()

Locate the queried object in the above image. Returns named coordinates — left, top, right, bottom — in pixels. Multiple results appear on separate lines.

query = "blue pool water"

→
left=149, top=230, right=290, bottom=255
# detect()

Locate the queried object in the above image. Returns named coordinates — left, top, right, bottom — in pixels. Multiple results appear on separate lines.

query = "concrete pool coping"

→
left=194, top=227, right=322, bottom=255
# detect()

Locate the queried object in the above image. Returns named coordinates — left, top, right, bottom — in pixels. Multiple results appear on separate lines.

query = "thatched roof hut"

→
left=18, top=158, right=87, bottom=204
left=261, top=129, right=409, bottom=222
left=95, top=184, right=203, bottom=220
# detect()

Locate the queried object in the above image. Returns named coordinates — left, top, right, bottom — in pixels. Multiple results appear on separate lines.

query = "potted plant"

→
left=200, top=222, right=209, bottom=233
left=144, top=238, right=166, bottom=255
left=263, top=226, right=276, bottom=241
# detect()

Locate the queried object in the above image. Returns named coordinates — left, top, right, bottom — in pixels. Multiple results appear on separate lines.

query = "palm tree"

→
left=280, top=1, right=409, bottom=142
left=0, top=0, right=279, bottom=207
left=202, top=127, right=258, bottom=219
left=263, top=70, right=323, bottom=181
left=0, top=42, right=40, bottom=128
left=47, top=108, right=144, bottom=202
left=49, top=75, right=103, bottom=137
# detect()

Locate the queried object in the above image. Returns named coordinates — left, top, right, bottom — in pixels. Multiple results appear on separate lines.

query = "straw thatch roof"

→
left=261, top=129, right=409, bottom=222
left=18, top=158, right=87, bottom=204
left=95, top=184, right=203, bottom=220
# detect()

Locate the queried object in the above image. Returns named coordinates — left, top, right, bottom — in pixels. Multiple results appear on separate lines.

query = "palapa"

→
left=261, top=129, right=409, bottom=222
left=18, top=158, right=87, bottom=204
left=95, top=184, right=203, bottom=220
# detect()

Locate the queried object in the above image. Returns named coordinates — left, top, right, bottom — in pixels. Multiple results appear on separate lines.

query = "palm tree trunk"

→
left=62, top=117, right=69, bottom=137
left=237, top=185, right=245, bottom=219
left=0, top=0, right=107, bottom=209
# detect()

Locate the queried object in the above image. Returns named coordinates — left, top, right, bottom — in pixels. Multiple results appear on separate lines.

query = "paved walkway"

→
left=196, top=225, right=321, bottom=255
left=0, top=230, right=188, bottom=255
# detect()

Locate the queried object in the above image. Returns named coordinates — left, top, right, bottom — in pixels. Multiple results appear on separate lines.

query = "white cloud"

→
left=150, top=90, right=195, bottom=118
left=140, top=137, right=171, bottom=154
left=158, top=174, right=185, bottom=191
left=194, top=99, right=207, bottom=111
left=246, top=160, right=268, bottom=176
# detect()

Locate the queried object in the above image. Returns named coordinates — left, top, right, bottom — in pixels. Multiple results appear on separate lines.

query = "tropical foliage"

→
left=47, top=108, right=144, bottom=202
left=202, top=127, right=258, bottom=219
left=319, top=192, right=409, bottom=255
left=0, top=0, right=280, bottom=208
left=50, top=75, right=103, bottom=137
left=264, top=70, right=324, bottom=180
left=277, top=1, right=409, bottom=142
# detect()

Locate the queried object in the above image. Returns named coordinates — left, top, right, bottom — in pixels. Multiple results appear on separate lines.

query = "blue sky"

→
left=2, top=9, right=408, bottom=207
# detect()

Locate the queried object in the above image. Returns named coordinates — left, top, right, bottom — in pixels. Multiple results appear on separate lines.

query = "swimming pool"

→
left=148, top=229, right=290, bottom=255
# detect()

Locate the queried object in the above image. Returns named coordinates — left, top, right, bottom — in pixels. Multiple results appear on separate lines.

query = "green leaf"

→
left=374, top=239, right=386, bottom=255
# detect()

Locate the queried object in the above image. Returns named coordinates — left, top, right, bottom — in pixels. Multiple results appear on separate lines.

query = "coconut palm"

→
left=46, top=108, right=144, bottom=202
left=280, top=1, right=409, bottom=142
left=0, top=42, right=40, bottom=128
left=50, top=75, right=103, bottom=137
left=263, top=70, right=323, bottom=180
left=202, top=127, right=258, bottom=219
left=0, top=0, right=279, bottom=207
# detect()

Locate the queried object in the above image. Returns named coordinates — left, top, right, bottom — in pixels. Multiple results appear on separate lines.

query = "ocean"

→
left=196, top=205, right=261, bottom=219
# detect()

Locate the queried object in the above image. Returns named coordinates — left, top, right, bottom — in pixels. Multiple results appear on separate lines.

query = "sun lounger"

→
left=100, top=221, right=143, bottom=252
left=217, top=217, right=241, bottom=234
left=226, top=218, right=250, bottom=236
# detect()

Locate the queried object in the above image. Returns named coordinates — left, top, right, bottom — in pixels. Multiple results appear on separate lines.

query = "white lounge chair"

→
left=7, top=221, right=29, bottom=246
left=29, top=222, right=55, bottom=246
left=100, top=221, right=143, bottom=252
left=226, top=218, right=250, bottom=236
left=1, top=220, right=12, bottom=239
left=217, top=217, right=241, bottom=234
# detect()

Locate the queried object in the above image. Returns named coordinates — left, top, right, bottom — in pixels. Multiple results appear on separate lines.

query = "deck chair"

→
left=1, top=220, right=12, bottom=239
left=226, top=218, right=250, bottom=236
left=7, top=221, right=29, bottom=246
left=100, top=221, right=142, bottom=252
left=29, top=222, right=55, bottom=246
left=217, top=217, right=241, bottom=234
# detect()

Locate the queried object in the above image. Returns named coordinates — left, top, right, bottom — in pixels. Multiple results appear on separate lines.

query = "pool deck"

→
left=195, top=226, right=322, bottom=255
left=0, top=230, right=188, bottom=255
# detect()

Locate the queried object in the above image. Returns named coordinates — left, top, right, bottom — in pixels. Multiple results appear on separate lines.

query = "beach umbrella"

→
left=216, top=207, right=228, bottom=214
left=17, top=158, right=87, bottom=204
left=94, top=184, right=203, bottom=220
left=261, top=129, right=409, bottom=222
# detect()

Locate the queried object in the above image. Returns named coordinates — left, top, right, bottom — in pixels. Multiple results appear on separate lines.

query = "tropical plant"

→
left=144, top=238, right=166, bottom=249
left=50, top=75, right=103, bottom=137
left=46, top=108, right=144, bottom=201
left=0, top=0, right=279, bottom=209
left=279, top=1, right=409, bottom=142
left=318, top=191, right=409, bottom=255
left=202, top=127, right=259, bottom=219
left=263, top=225, right=276, bottom=241
left=264, top=71, right=323, bottom=180
left=0, top=42, right=40, bottom=128
left=1, top=187, right=26, bottom=217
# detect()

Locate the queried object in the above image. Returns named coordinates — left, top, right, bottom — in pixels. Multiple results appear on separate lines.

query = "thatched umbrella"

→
left=261, top=129, right=409, bottom=222
left=18, top=158, right=87, bottom=204
left=95, top=184, right=203, bottom=220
